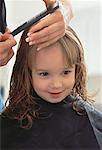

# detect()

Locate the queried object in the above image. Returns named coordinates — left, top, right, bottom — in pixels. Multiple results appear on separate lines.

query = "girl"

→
left=1, top=26, right=100, bottom=149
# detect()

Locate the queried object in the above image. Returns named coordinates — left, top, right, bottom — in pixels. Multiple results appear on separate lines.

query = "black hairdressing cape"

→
left=0, top=95, right=101, bottom=149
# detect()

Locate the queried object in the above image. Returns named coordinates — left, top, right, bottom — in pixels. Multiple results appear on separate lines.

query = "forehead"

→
left=36, top=42, right=64, bottom=59
left=28, top=42, right=68, bottom=69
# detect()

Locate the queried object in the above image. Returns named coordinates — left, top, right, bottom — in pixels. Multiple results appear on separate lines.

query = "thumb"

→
left=43, top=0, right=56, bottom=8
left=0, top=33, right=3, bottom=41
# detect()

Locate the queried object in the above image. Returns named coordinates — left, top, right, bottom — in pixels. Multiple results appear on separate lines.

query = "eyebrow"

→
left=35, top=67, right=74, bottom=72
left=35, top=69, right=49, bottom=72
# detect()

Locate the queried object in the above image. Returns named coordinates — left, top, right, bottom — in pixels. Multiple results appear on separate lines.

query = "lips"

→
left=49, top=91, right=63, bottom=94
left=49, top=91, right=63, bottom=98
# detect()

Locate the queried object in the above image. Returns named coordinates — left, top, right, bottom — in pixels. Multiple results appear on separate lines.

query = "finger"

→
left=5, top=28, right=11, bottom=33
left=30, top=27, right=64, bottom=45
left=43, top=0, right=56, bottom=7
left=0, top=48, right=14, bottom=60
left=0, top=34, right=3, bottom=41
left=0, top=49, right=14, bottom=66
left=3, top=33, right=16, bottom=44
left=28, top=11, right=63, bottom=34
left=27, top=21, right=65, bottom=43
left=36, top=32, right=64, bottom=51
left=1, top=34, right=16, bottom=50
left=2, top=33, right=12, bottom=40
left=0, top=36, right=3, bottom=41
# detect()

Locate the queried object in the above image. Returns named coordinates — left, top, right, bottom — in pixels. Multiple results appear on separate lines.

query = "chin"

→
left=46, top=98, right=64, bottom=103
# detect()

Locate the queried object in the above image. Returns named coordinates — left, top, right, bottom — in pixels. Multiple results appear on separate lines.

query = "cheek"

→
left=66, top=75, right=75, bottom=89
left=32, top=78, right=40, bottom=90
left=71, top=71, right=75, bottom=85
left=70, top=78, right=75, bottom=88
left=32, top=77, right=47, bottom=92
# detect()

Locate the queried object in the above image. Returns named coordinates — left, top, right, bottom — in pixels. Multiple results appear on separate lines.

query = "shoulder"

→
left=1, top=115, right=23, bottom=148
left=1, top=115, right=17, bottom=132
left=1, top=115, right=20, bottom=136
left=62, top=96, right=100, bottom=148
left=64, top=96, right=94, bottom=130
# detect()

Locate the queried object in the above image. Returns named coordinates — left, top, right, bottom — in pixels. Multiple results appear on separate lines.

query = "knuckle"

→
left=46, top=34, right=51, bottom=41
left=43, top=27, right=51, bottom=35
left=62, top=29, right=65, bottom=36
left=14, top=40, right=17, bottom=46
left=0, top=60, right=6, bottom=66
left=56, top=11, right=64, bottom=21
left=61, top=21, right=66, bottom=29
left=33, top=32, right=40, bottom=39
left=3, top=61, right=8, bottom=66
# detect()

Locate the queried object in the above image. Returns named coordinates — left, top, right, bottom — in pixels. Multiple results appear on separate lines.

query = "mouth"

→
left=49, top=91, right=63, bottom=97
left=50, top=92, right=62, bottom=94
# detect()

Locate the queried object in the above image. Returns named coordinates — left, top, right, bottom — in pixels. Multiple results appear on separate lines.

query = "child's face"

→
left=30, top=42, right=75, bottom=103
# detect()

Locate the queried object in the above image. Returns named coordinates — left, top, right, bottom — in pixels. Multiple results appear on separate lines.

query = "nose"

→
left=49, top=77, right=63, bottom=89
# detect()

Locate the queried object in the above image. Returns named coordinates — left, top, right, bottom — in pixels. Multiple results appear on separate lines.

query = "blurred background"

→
left=0, top=0, right=102, bottom=111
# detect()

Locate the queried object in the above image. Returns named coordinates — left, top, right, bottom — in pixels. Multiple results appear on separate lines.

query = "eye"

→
left=38, top=72, right=49, bottom=76
left=63, top=70, right=72, bottom=75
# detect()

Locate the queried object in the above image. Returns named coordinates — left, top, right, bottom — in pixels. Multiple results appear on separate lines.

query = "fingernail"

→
left=27, top=32, right=32, bottom=36
left=25, top=37, right=30, bottom=42
left=0, top=32, right=3, bottom=35
left=37, top=47, right=41, bottom=51
left=29, top=42, right=33, bottom=45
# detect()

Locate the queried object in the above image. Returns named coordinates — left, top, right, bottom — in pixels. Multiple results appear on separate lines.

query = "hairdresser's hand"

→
left=0, top=33, right=16, bottom=66
left=43, top=0, right=56, bottom=7
left=26, top=0, right=65, bottom=50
